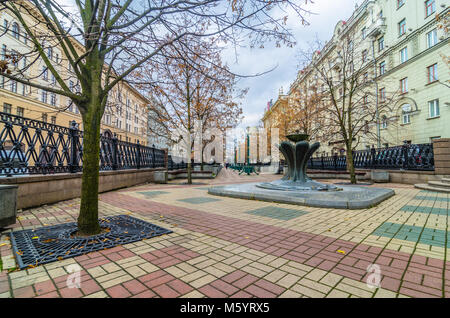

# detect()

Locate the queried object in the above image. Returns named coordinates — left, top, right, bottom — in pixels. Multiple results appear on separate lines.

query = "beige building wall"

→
left=0, top=2, right=149, bottom=146
left=262, top=0, right=449, bottom=157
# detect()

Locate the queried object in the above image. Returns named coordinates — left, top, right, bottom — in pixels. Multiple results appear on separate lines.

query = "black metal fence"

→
left=0, top=112, right=166, bottom=176
left=307, top=143, right=434, bottom=171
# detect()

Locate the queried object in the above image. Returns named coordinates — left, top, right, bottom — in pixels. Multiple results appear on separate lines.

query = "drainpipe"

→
left=371, top=38, right=381, bottom=148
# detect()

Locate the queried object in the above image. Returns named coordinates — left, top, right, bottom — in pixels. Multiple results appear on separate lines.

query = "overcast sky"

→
left=224, top=0, right=361, bottom=128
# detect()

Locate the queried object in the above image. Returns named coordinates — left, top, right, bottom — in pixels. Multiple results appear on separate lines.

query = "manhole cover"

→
left=8, top=215, right=172, bottom=269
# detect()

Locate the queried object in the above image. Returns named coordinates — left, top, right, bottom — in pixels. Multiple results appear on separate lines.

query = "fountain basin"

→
left=208, top=182, right=395, bottom=209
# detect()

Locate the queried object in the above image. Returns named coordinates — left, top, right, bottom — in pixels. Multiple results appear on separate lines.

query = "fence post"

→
left=371, top=145, right=376, bottom=168
left=333, top=153, right=338, bottom=171
left=136, top=140, right=141, bottom=169
left=69, top=120, right=79, bottom=173
left=112, top=133, right=119, bottom=170
left=152, top=145, right=156, bottom=168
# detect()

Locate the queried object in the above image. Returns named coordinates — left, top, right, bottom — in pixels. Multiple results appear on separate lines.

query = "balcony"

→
left=368, top=17, right=387, bottom=39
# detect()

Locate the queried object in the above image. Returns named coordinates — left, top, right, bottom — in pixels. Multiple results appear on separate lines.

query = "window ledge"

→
left=425, top=80, right=439, bottom=86
left=400, top=122, right=411, bottom=126
left=427, top=115, right=440, bottom=120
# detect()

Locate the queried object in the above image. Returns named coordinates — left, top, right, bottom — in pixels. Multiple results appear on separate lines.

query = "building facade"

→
left=263, top=0, right=449, bottom=156
left=0, top=2, right=149, bottom=146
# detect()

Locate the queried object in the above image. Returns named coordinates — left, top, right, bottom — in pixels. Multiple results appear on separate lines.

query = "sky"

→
left=223, top=0, right=361, bottom=128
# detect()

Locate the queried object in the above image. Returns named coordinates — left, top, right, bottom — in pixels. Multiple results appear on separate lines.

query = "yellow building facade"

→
left=0, top=2, right=149, bottom=146
left=263, top=0, right=449, bottom=156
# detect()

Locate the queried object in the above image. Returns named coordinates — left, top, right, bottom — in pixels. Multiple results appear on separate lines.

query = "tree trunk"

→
left=346, top=145, right=357, bottom=184
left=77, top=100, right=102, bottom=235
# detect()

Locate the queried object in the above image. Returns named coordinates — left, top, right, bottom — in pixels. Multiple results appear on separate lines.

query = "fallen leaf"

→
left=337, top=250, right=346, bottom=254
left=32, top=236, right=39, bottom=239
left=57, top=256, right=63, bottom=261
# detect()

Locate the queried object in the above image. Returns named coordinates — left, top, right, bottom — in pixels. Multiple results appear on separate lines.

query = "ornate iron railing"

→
left=0, top=112, right=166, bottom=176
left=307, top=143, right=434, bottom=171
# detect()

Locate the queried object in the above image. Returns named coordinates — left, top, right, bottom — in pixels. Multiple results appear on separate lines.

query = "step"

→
left=428, top=181, right=450, bottom=189
left=414, top=183, right=450, bottom=193
left=442, top=178, right=450, bottom=184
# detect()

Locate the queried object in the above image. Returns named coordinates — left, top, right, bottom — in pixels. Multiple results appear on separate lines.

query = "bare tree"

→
left=0, top=0, right=310, bottom=234
left=298, top=36, right=399, bottom=183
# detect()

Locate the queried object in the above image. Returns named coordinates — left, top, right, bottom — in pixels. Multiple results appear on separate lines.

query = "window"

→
left=51, top=116, right=56, bottom=125
left=16, top=107, right=24, bottom=117
left=11, top=22, right=20, bottom=40
left=50, top=93, right=56, bottom=106
left=381, top=115, right=388, bottom=129
left=426, top=29, right=437, bottom=48
left=22, top=84, right=27, bottom=96
left=1, top=44, right=7, bottom=61
left=41, top=90, right=48, bottom=103
left=399, top=19, right=406, bottom=36
left=379, top=61, right=386, bottom=75
left=428, top=99, right=439, bottom=118
left=379, top=88, right=386, bottom=101
left=378, top=36, right=384, bottom=52
left=22, top=56, right=27, bottom=68
left=69, top=80, right=74, bottom=91
left=10, top=80, right=17, bottom=93
left=3, top=19, right=8, bottom=32
left=3, top=103, right=12, bottom=113
left=42, top=66, right=48, bottom=81
left=427, top=63, right=438, bottom=83
left=401, top=104, right=411, bottom=124
left=400, top=47, right=408, bottom=63
left=51, top=74, right=56, bottom=85
left=400, top=78, right=408, bottom=93
left=361, top=27, right=367, bottom=39
left=425, top=0, right=435, bottom=17
left=362, top=50, right=368, bottom=63
left=363, top=95, right=369, bottom=105
left=22, top=32, right=27, bottom=45
left=42, top=113, right=47, bottom=123
left=47, top=47, right=53, bottom=60
left=363, top=72, right=369, bottom=83
left=397, top=0, right=405, bottom=8
left=134, top=127, right=138, bottom=134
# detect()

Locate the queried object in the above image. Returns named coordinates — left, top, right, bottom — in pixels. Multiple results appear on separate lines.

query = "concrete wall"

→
left=0, top=168, right=164, bottom=210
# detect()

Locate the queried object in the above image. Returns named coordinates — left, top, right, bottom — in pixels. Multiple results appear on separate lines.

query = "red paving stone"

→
left=107, top=285, right=132, bottom=298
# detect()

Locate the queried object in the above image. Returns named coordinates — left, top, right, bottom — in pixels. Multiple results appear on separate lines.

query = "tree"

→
left=140, top=36, right=243, bottom=182
left=0, top=0, right=309, bottom=234
left=298, top=35, right=399, bottom=184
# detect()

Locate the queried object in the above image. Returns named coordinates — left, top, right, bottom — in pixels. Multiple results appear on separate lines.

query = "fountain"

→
left=208, top=132, right=394, bottom=209
left=257, top=133, right=341, bottom=191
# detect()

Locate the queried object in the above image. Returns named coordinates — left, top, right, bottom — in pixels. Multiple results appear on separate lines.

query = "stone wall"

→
left=0, top=168, right=164, bottom=210
left=433, top=138, right=450, bottom=176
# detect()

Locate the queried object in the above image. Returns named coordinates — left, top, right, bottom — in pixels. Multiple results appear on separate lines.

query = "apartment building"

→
left=0, top=2, right=149, bottom=146
left=263, top=0, right=449, bottom=155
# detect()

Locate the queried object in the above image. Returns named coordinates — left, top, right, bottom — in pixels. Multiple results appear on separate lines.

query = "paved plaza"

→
left=0, top=169, right=449, bottom=298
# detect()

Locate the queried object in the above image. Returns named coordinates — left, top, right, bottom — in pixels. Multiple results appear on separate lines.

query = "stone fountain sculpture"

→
left=207, top=131, right=395, bottom=209
left=257, top=133, right=340, bottom=191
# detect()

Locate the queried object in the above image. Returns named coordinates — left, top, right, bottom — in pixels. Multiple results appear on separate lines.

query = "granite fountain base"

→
left=207, top=182, right=394, bottom=209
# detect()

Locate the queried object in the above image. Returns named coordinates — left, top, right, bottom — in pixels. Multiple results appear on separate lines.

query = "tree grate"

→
left=8, top=215, right=172, bottom=270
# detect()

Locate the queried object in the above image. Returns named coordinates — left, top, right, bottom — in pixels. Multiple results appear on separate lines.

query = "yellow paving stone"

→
left=87, top=266, right=108, bottom=277
left=297, top=278, right=332, bottom=294
left=285, top=261, right=313, bottom=273
left=373, top=288, right=398, bottom=298
left=305, top=268, right=328, bottom=282
left=279, top=265, right=308, bottom=278
left=125, top=265, right=147, bottom=278
left=241, top=265, right=267, bottom=277
left=195, top=259, right=217, bottom=269
left=190, top=274, right=217, bottom=288
left=291, top=284, right=326, bottom=298
left=97, top=270, right=129, bottom=283
left=138, top=262, right=160, bottom=273
left=249, top=262, right=274, bottom=273
left=187, top=256, right=209, bottom=266
left=176, top=263, right=198, bottom=274
left=263, top=269, right=288, bottom=283
left=0, top=291, right=11, bottom=298
left=326, top=289, right=350, bottom=298
left=278, top=290, right=302, bottom=298
left=211, top=262, right=235, bottom=274
left=102, top=263, right=122, bottom=273
left=319, top=272, right=343, bottom=287
left=277, top=273, right=301, bottom=289
left=205, top=253, right=226, bottom=262
left=203, top=266, right=227, bottom=278
left=47, top=267, right=68, bottom=279
left=100, top=274, right=134, bottom=289
left=180, top=290, right=206, bottom=298
left=229, top=258, right=252, bottom=269
left=180, top=270, right=208, bottom=283
left=222, top=255, right=243, bottom=265
left=334, top=282, right=373, bottom=298
left=83, top=291, right=109, bottom=298
left=267, top=258, right=289, bottom=268
left=165, top=265, right=188, bottom=277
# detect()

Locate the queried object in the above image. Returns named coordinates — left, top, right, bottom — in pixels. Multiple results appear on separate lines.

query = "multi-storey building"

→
left=263, top=0, right=449, bottom=156
left=0, top=2, right=149, bottom=146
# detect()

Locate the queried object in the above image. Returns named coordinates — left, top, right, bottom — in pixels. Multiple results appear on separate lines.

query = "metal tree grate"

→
left=8, top=215, right=172, bottom=270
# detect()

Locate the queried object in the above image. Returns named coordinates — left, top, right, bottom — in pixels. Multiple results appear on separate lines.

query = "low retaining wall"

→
left=0, top=168, right=164, bottom=210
